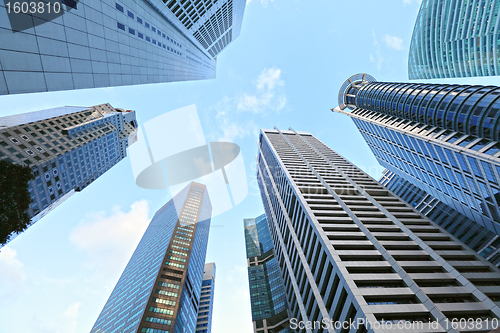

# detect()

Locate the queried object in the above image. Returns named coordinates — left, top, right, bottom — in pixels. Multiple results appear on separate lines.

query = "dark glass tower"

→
left=91, top=182, right=212, bottom=333
left=244, top=214, right=292, bottom=333
left=0, top=103, right=138, bottom=243
left=335, top=73, right=500, bottom=235
left=196, top=262, right=215, bottom=333
left=380, top=169, right=500, bottom=267
left=257, top=127, right=500, bottom=331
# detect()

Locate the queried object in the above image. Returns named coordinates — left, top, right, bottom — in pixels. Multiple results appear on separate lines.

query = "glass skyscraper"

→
left=335, top=73, right=500, bottom=236
left=196, top=262, right=216, bottom=333
left=244, top=214, right=292, bottom=333
left=409, top=0, right=500, bottom=79
left=257, top=127, right=500, bottom=331
left=0, top=103, right=137, bottom=243
left=0, top=0, right=246, bottom=95
left=380, top=169, right=500, bottom=267
left=91, top=182, right=212, bottom=333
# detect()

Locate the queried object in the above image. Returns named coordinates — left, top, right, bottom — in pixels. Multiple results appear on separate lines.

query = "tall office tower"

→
left=258, top=127, right=500, bottom=331
left=335, top=73, right=500, bottom=237
left=244, top=214, right=292, bottom=333
left=91, top=182, right=212, bottom=333
left=380, top=169, right=500, bottom=267
left=408, top=0, right=500, bottom=79
left=0, top=0, right=246, bottom=95
left=0, top=103, right=137, bottom=242
left=196, top=262, right=216, bottom=333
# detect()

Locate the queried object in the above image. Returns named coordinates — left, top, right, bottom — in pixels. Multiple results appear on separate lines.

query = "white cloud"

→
left=207, top=67, right=287, bottom=143
left=246, top=0, right=274, bottom=7
left=64, top=302, right=82, bottom=320
left=237, top=67, right=286, bottom=114
left=369, top=31, right=384, bottom=71
left=0, top=246, right=27, bottom=304
left=403, top=0, right=422, bottom=6
left=383, top=34, right=404, bottom=50
left=69, top=200, right=150, bottom=282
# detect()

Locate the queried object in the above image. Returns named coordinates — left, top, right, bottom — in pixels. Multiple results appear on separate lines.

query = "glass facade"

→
left=257, top=128, right=500, bottom=331
left=90, top=182, right=212, bottom=333
left=409, top=0, right=500, bottom=79
left=196, top=262, right=216, bottom=333
left=336, top=74, right=500, bottom=238
left=244, top=214, right=292, bottom=333
left=0, top=103, right=138, bottom=244
left=0, top=0, right=246, bottom=95
left=381, top=169, right=500, bottom=267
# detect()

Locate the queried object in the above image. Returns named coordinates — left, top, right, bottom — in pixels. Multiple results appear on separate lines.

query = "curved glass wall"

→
left=355, top=81, right=500, bottom=141
left=409, top=0, right=500, bottom=79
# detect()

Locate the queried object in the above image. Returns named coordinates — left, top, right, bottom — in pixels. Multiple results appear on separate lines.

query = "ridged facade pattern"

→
left=161, top=0, right=246, bottom=58
left=380, top=169, right=500, bottom=267
left=344, top=107, right=500, bottom=235
left=258, top=128, right=500, bottom=332
left=355, top=81, right=500, bottom=141
left=336, top=75, right=500, bottom=237
left=409, top=0, right=500, bottom=79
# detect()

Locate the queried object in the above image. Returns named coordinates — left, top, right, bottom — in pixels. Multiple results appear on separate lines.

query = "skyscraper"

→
left=380, top=169, right=500, bottom=267
left=0, top=0, right=246, bottom=95
left=258, top=127, right=500, bottom=331
left=335, top=73, right=500, bottom=236
left=196, top=262, right=216, bottom=333
left=408, top=0, right=500, bottom=79
left=0, top=103, right=137, bottom=242
left=244, top=214, right=292, bottom=333
left=91, top=182, right=212, bottom=333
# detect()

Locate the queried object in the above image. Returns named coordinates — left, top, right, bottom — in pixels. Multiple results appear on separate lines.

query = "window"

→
left=138, top=32, right=143, bottom=39
left=129, top=28, right=135, bottom=35
left=10, top=137, right=19, bottom=144
left=25, top=150, right=34, bottom=155
left=115, top=3, right=123, bottom=12
left=117, top=22, right=125, bottom=31
left=127, top=10, right=134, bottom=18
left=152, top=26, right=156, bottom=32
left=145, top=22, right=150, bottom=28
left=20, top=135, right=29, bottom=140
left=137, top=16, right=143, bottom=24
left=146, top=36, right=151, bottom=42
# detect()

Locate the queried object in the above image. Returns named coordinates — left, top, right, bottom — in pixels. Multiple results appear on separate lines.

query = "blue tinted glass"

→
left=467, top=157, right=483, bottom=178
left=456, top=154, right=470, bottom=172
left=486, top=144, right=500, bottom=156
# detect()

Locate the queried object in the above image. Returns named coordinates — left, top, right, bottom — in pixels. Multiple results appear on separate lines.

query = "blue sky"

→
left=3, top=0, right=498, bottom=332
